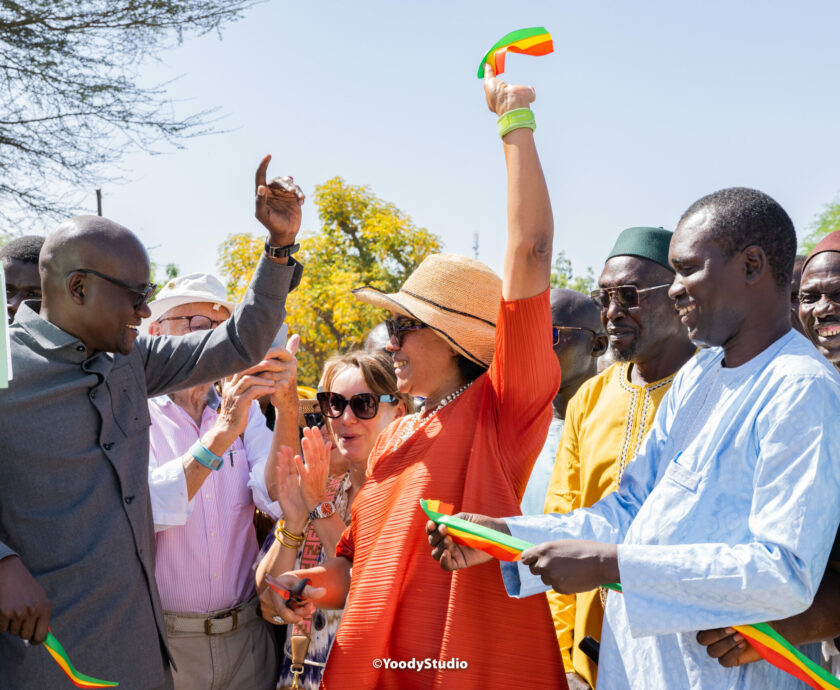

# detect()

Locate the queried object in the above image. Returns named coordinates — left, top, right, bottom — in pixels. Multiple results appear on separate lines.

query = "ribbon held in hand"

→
left=605, top=584, right=839, bottom=690
left=733, top=623, right=840, bottom=690
left=43, top=629, right=119, bottom=687
left=420, top=499, right=533, bottom=561
left=423, top=501, right=838, bottom=690
left=477, top=27, right=554, bottom=78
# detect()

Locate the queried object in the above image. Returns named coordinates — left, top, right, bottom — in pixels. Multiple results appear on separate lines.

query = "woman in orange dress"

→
left=268, top=65, right=566, bottom=689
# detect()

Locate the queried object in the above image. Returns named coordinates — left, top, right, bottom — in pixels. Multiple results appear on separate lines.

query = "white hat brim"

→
left=143, top=294, right=238, bottom=333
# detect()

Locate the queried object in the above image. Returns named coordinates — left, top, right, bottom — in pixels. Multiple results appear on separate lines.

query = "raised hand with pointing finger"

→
left=254, top=154, right=305, bottom=250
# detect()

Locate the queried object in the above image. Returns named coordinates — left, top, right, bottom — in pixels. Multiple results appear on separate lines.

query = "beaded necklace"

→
left=390, top=381, right=473, bottom=452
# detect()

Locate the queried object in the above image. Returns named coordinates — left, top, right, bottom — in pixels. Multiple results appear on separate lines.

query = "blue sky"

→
left=65, top=0, right=840, bottom=281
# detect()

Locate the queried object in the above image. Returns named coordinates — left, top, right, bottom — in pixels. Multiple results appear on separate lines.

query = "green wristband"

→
left=497, top=108, right=536, bottom=138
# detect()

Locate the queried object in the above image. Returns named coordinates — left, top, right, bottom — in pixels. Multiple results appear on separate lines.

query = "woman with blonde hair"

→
left=268, top=66, right=566, bottom=689
left=256, top=350, right=411, bottom=689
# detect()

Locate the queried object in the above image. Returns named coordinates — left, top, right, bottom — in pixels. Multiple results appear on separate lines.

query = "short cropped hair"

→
left=0, top=235, right=45, bottom=265
left=678, top=187, right=796, bottom=289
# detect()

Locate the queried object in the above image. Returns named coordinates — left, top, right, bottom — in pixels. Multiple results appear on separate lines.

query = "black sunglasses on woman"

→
left=316, top=391, right=397, bottom=420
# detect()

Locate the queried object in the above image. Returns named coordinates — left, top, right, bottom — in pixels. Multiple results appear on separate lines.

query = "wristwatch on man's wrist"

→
left=308, top=500, right=336, bottom=521
left=264, top=236, right=300, bottom=259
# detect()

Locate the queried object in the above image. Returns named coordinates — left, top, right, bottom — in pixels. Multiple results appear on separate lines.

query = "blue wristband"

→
left=189, top=441, right=224, bottom=471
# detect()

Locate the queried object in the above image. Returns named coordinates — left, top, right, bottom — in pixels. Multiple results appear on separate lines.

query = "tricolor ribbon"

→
left=733, top=622, right=840, bottom=690
left=43, top=629, right=119, bottom=687
left=421, top=499, right=840, bottom=689
left=603, top=585, right=840, bottom=690
left=477, top=27, right=554, bottom=79
left=421, top=499, right=532, bottom=561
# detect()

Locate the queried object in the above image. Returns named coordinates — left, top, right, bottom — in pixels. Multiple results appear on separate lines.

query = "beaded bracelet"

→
left=497, top=108, right=536, bottom=138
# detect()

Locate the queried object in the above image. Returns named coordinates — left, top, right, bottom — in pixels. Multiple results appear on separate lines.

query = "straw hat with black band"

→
left=352, top=253, right=502, bottom=368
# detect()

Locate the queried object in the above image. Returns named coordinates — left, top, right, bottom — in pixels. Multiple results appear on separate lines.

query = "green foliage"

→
left=550, top=250, right=596, bottom=294
left=800, top=196, right=840, bottom=254
left=217, top=177, right=442, bottom=385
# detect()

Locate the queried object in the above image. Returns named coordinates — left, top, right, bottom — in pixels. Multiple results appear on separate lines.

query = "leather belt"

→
left=164, top=596, right=259, bottom=636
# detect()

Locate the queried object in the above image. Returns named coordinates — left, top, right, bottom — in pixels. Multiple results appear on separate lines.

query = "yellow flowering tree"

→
left=217, top=177, right=441, bottom=385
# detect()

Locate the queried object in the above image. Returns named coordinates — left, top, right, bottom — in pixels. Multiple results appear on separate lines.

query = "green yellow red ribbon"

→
left=422, top=500, right=840, bottom=689
left=600, top=585, right=838, bottom=688
left=43, top=629, right=119, bottom=688
left=420, top=499, right=532, bottom=561
left=733, top=622, right=840, bottom=689
left=477, top=27, right=554, bottom=79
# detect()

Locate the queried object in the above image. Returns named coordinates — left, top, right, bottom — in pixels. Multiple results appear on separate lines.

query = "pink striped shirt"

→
left=148, top=395, right=274, bottom=613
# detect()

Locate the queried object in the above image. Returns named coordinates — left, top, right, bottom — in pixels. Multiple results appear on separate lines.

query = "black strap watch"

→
left=264, top=237, right=300, bottom=259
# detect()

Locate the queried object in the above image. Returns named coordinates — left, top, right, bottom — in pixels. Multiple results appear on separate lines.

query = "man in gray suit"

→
left=0, top=156, right=301, bottom=689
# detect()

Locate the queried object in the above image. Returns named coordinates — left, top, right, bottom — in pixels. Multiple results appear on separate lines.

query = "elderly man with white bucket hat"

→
left=146, top=272, right=299, bottom=690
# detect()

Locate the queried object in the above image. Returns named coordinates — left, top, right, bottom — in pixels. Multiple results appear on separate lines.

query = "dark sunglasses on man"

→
left=317, top=391, right=398, bottom=420
left=70, top=268, right=157, bottom=310
left=552, top=325, right=598, bottom=346
left=384, top=316, right=427, bottom=345
left=589, top=283, right=671, bottom=310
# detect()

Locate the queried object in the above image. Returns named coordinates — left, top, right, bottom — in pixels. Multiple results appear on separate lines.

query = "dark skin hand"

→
left=695, top=627, right=761, bottom=668
left=697, top=561, right=840, bottom=667
left=254, top=154, right=305, bottom=256
left=427, top=513, right=620, bottom=593
left=0, top=555, right=51, bottom=644
left=427, top=514, right=503, bottom=571
left=520, top=540, right=620, bottom=594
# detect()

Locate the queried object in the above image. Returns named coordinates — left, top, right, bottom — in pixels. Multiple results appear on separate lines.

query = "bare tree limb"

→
left=0, top=0, right=261, bottom=226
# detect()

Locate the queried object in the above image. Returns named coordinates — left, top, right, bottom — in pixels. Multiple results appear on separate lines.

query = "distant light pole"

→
left=473, top=232, right=479, bottom=260
left=95, top=189, right=102, bottom=216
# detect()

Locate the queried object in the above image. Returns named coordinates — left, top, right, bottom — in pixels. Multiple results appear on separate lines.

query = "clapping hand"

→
left=216, top=369, right=278, bottom=441
left=295, top=426, right=332, bottom=514
left=272, top=427, right=333, bottom=532
left=273, top=445, right=310, bottom=531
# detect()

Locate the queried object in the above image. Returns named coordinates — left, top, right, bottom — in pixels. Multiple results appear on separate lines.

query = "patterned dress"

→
left=257, top=473, right=352, bottom=690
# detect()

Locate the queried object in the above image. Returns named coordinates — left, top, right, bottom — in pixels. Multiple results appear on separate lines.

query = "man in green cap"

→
left=543, top=226, right=695, bottom=690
